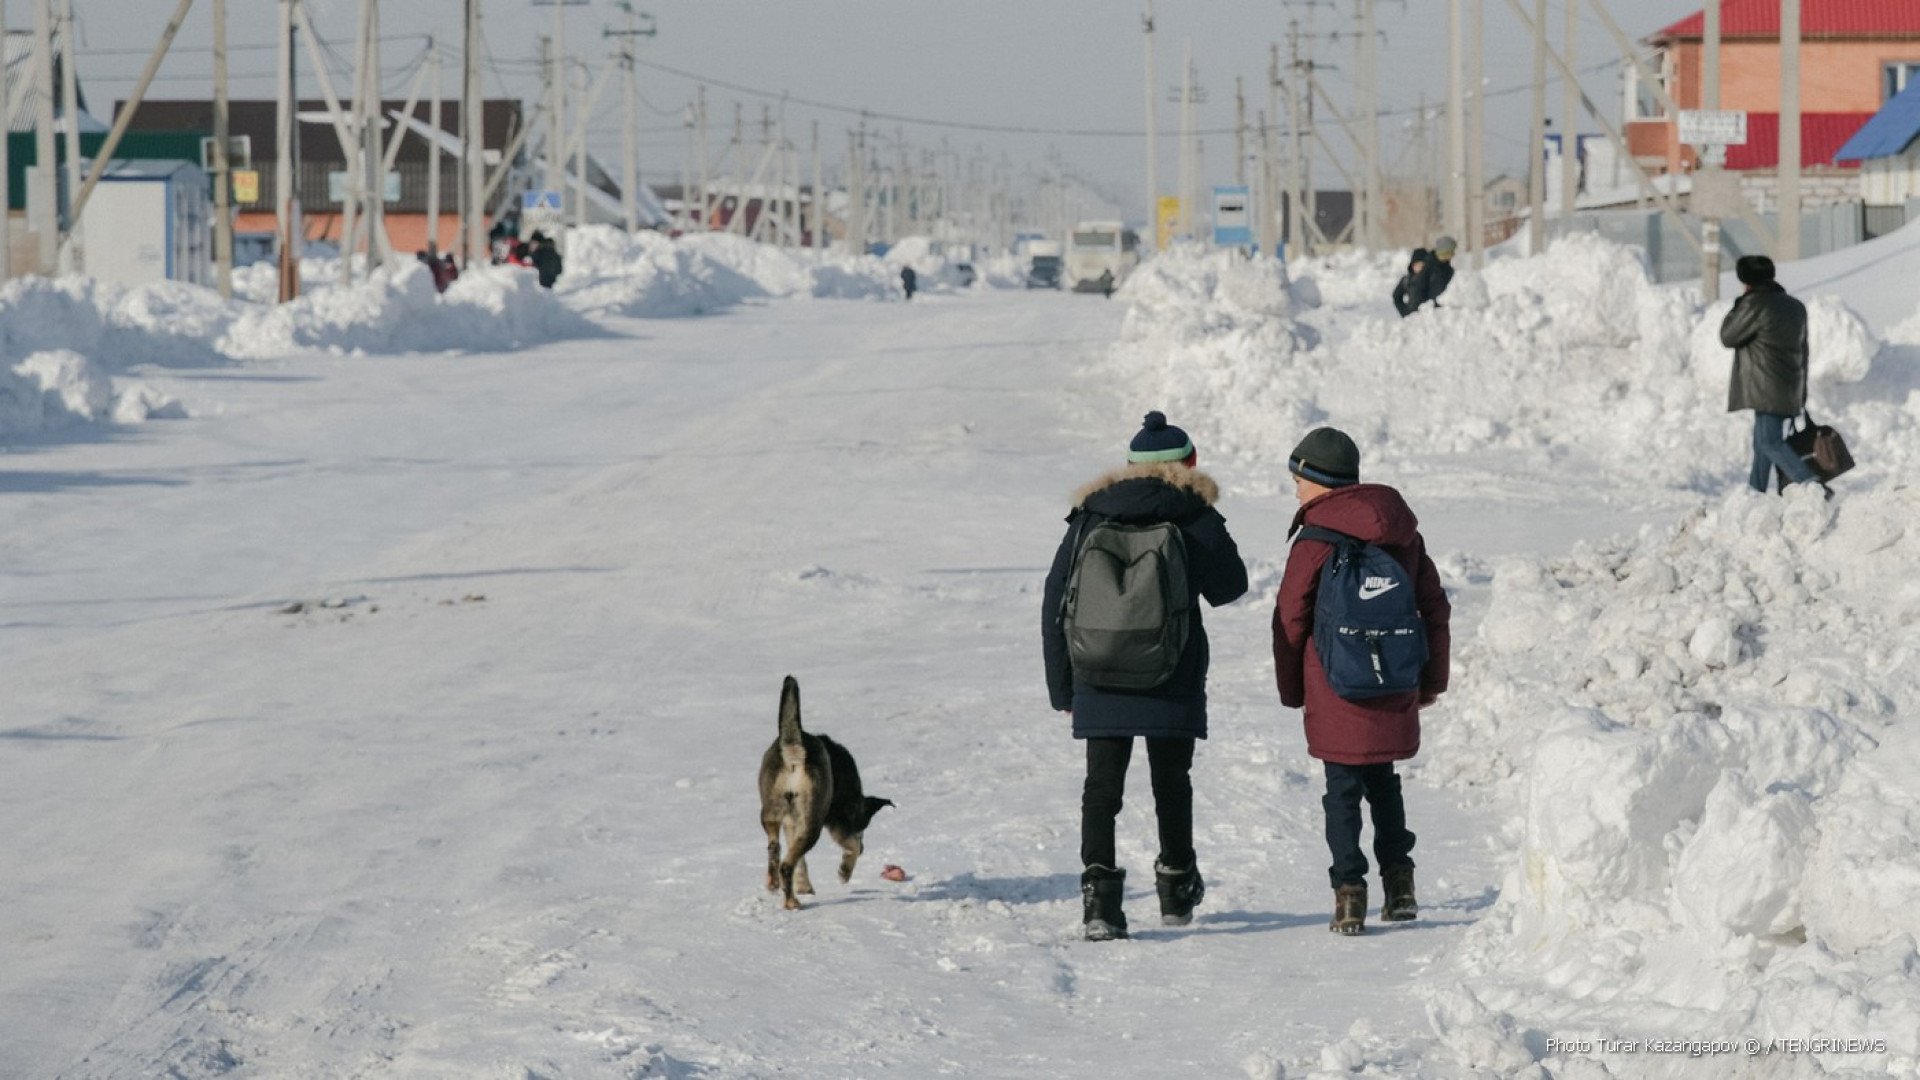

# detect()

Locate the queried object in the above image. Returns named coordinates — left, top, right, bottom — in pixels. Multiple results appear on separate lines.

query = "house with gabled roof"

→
left=1624, top=0, right=1920, bottom=212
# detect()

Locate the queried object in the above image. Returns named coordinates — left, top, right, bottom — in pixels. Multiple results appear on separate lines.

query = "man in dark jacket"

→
left=900, top=265, right=917, bottom=300
left=528, top=231, right=564, bottom=289
left=1721, top=254, right=1817, bottom=493
left=1042, top=412, right=1248, bottom=940
left=1272, top=427, right=1450, bottom=936
left=1392, top=235, right=1456, bottom=317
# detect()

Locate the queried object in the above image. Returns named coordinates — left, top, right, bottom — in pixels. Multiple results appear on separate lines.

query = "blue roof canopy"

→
left=1836, top=79, right=1920, bottom=161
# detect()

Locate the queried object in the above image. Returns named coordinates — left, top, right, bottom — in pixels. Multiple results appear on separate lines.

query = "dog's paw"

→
left=782, top=895, right=802, bottom=911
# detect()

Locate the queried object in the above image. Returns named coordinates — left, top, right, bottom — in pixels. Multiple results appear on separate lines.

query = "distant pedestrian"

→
left=1043, top=412, right=1249, bottom=941
left=900, top=265, right=918, bottom=301
left=1721, top=254, right=1822, bottom=496
left=1392, top=235, right=1456, bottom=317
left=1272, top=428, right=1451, bottom=936
left=1097, top=268, right=1116, bottom=299
left=528, top=231, right=563, bottom=290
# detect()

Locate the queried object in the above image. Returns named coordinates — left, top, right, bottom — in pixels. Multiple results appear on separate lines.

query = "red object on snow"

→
left=880, top=864, right=908, bottom=882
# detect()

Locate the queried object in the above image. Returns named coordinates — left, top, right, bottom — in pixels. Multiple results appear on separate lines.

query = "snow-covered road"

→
left=3, top=277, right=1870, bottom=1077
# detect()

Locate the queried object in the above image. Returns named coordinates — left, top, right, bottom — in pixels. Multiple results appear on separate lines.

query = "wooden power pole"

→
left=213, top=0, right=232, bottom=296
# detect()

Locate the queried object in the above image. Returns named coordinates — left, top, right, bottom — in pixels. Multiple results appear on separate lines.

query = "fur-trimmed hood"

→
left=1071, top=463, right=1221, bottom=523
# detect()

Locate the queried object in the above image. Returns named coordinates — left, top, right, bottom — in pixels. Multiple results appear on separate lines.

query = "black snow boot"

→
left=1155, top=858, right=1205, bottom=927
left=1382, top=865, right=1418, bottom=922
left=1330, top=882, right=1367, bottom=936
left=1081, top=865, right=1128, bottom=941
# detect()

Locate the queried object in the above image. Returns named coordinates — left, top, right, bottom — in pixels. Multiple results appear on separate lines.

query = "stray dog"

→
left=758, top=675, right=892, bottom=910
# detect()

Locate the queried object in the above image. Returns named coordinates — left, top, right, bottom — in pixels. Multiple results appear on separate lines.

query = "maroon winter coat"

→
left=1271, top=484, right=1451, bottom=765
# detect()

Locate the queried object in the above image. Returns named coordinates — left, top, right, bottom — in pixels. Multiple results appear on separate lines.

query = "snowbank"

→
left=0, top=277, right=202, bottom=436
left=1112, top=233, right=1920, bottom=491
left=559, top=226, right=895, bottom=314
left=1104, top=244, right=1317, bottom=463
left=221, top=262, right=601, bottom=358
left=1423, top=484, right=1920, bottom=1075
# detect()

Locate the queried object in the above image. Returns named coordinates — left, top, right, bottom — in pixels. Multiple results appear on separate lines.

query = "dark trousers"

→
left=1080, top=737, right=1195, bottom=870
left=1323, top=761, right=1416, bottom=888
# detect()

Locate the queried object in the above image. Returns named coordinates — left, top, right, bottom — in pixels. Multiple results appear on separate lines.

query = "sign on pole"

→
left=1677, top=110, right=1747, bottom=148
left=1211, top=185, right=1252, bottom=250
left=522, top=190, right=564, bottom=213
left=1155, top=195, right=1182, bottom=251
left=232, top=169, right=260, bottom=204
left=328, top=170, right=402, bottom=204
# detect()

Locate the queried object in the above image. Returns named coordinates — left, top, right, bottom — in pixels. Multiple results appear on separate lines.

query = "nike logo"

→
left=1357, top=577, right=1400, bottom=601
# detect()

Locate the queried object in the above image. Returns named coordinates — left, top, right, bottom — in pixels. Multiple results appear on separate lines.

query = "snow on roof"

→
left=1834, top=79, right=1920, bottom=160
left=1654, top=0, right=1920, bottom=41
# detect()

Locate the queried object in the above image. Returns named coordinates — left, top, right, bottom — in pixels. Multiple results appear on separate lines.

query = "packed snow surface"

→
left=3, top=225, right=1917, bottom=1077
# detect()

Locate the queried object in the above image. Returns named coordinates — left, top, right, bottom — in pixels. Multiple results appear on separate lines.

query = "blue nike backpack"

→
left=1293, top=525, right=1429, bottom=700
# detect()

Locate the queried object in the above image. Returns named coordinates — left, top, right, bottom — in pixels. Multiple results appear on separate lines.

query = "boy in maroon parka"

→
left=1271, top=427, right=1451, bottom=935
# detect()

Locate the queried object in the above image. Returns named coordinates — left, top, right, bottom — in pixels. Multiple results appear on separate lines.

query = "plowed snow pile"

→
left=559, top=226, right=895, bottom=314
left=221, top=262, right=600, bottom=358
left=1112, top=233, right=1920, bottom=491
left=1111, top=235, right=1920, bottom=1074
left=0, top=277, right=210, bottom=435
left=1423, top=484, right=1920, bottom=1077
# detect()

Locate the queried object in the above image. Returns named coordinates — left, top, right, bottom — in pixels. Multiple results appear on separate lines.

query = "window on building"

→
left=1625, top=50, right=1674, bottom=121
left=1885, top=62, right=1920, bottom=101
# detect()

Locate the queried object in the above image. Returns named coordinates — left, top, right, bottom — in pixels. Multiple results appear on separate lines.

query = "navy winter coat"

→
left=1042, top=464, right=1249, bottom=740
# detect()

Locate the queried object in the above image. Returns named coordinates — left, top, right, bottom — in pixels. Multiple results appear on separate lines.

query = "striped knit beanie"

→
left=1127, top=411, right=1195, bottom=464
left=1289, top=427, right=1360, bottom=487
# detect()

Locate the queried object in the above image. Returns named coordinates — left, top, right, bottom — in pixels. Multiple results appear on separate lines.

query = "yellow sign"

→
left=232, top=169, right=260, bottom=204
left=1155, top=196, right=1182, bottom=251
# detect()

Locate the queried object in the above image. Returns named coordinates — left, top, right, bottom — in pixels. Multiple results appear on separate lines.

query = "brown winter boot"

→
left=1382, top=865, right=1418, bottom=922
left=1330, top=882, right=1367, bottom=936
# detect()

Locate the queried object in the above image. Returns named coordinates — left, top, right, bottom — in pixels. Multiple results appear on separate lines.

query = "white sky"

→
left=62, top=0, right=1694, bottom=220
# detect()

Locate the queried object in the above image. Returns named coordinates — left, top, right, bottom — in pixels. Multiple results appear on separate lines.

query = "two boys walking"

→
left=1042, top=414, right=1451, bottom=940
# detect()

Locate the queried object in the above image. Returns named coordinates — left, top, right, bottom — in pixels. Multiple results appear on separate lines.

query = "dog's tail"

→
left=778, top=675, right=804, bottom=746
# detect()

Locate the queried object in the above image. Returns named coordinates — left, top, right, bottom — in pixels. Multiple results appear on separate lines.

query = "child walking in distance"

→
left=1043, top=412, right=1248, bottom=941
left=1271, top=428, right=1451, bottom=935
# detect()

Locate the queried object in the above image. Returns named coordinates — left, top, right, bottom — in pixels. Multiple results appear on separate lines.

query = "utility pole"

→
left=1257, top=108, right=1276, bottom=258
left=1286, top=28, right=1307, bottom=256
left=427, top=41, right=442, bottom=250
left=364, top=0, right=386, bottom=266
left=1467, top=0, right=1486, bottom=267
left=58, top=0, right=81, bottom=272
left=551, top=0, right=567, bottom=208
left=572, top=62, right=588, bottom=232
left=463, top=0, right=485, bottom=266
left=1779, top=0, right=1801, bottom=260
left=605, top=5, right=656, bottom=232
left=1357, top=0, right=1380, bottom=248
left=811, top=120, right=823, bottom=248
left=1700, top=0, right=1721, bottom=300
left=1561, top=0, right=1578, bottom=226
left=1446, top=0, right=1465, bottom=245
left=1234, top=76, right=1247, bottom=187
left=275, top=0, right=298, bottom=299
left=695, top=86, right=709, bottom=229
left=33, top=0, right=57, bottom=272
left=1143, top=0, right=1157, bottom=250
left=0, top=0, right=8, bottom=280
left=212, top=0, right=232, bottom=295
left=1527, top=0, right=1544, bottom=254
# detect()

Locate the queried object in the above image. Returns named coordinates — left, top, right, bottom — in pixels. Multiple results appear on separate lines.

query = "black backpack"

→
left=1294, top=525, right=1428, bottom=700
left=1060, top=516, right=1191, bottom=691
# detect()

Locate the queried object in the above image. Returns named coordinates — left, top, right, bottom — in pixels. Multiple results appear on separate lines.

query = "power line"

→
left=627, top=52, right=1620, bottom=140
